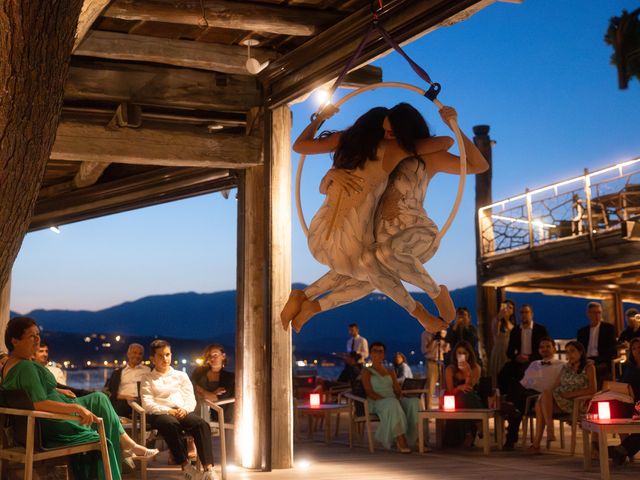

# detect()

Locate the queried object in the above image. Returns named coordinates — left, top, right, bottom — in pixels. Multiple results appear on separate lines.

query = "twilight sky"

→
left=10, top=0, right=640, bottom=313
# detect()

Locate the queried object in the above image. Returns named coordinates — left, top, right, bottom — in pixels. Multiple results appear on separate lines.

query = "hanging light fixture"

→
left=242, top=39, right=269, bottom=75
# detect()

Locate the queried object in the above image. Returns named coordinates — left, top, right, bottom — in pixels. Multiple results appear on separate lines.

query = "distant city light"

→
left=122, top=361, right=127, bottom=365
left=114, top=360, right=118, bottom=364
left=86, top=361, right=92, bottom=366
left=102, top=343, right=111, bottom=348
left=174, top=360, right=178, bottom=365
left=181, top=359, right=187, bottom=365
left=195, top=358, right=204, bottom=366
left=115, top=335, right=121, bottom=342
left=296, top=361, right=306, bottom=367
left=103, top=361, right=108, bottom=366
left=410, top=351, right=415, bottom=355
left=84, top=337, right=91, bottom=343
left=49, top=226, right=60, bottom=234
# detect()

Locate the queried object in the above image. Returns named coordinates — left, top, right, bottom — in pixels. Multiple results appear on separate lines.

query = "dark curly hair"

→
left=332, top=106, right=389, bottom=170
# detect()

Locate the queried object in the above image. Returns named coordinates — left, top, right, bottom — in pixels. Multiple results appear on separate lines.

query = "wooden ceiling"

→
left=34, top=0, right=491, bottom=231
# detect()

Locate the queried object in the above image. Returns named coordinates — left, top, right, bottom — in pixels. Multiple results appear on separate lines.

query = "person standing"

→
left=105, top=343, right=151, bottom=417
left=488, top=300, right=516, bottom=389
left=347, top=323, right=369, bottom=364
left=445, top=307, right=479, bottom=366
left=576, top=302, right=617, bottom=385
left=421, top=329, right=449, bottom=406
left=497, top=304, right=549, bottom=395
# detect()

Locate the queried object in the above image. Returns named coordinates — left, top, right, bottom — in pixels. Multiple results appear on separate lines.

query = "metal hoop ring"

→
left=295, top=81, right=467, bottom=243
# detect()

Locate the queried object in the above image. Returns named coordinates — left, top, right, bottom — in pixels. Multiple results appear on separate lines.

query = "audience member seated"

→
left=609, top=337, right=640, bottom=465
left=314, top=352, right=362, bottom=398
left=445, top=307, right=480, bottom=366
left=1, top=317, right=157, bottom=480
left=529, top=340, right=596, bottom=453
left=498, top=304, right=549, bottom=395
left=191, top=343, right=235, bottom=422
left=576, top=302, right=616, bottom=386
left=33, top=340, right=67, bottom=384
left=618, top=308, right=640, bottom=344
left=361, top=342, right=419, bottom=453
left=140, top=339, right=218, bottom=480
left=503, top=336, right=564, bottom=450
left=488, top=300, right=516, bottom=389
left=394, top=352, right=413, bottom=385
left=443, top=341, right=483, bottom=448
left=105, top=343, right=151, bottom=417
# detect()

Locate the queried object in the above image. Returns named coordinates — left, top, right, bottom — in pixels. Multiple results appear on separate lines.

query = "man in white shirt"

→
left=346, top=323, right=369, bottom=364
left=105, top=343, right=151, bottom=417
left=503, top=336, right=564, bottom=449
left=141, top=340, right=218, bottom=480
left=33, top=340, right=67, bottom=384
left=421, top=329, right=449, bottom=406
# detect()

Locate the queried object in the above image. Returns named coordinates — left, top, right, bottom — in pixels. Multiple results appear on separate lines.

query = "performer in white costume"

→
left=283, top=103, right=488, bottom=333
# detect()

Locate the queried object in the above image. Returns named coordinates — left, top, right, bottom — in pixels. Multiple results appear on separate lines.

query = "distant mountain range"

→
left=13, top=284, right=629, bottom=362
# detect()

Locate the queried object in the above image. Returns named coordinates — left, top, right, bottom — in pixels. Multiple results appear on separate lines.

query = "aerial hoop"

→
left=295, top=81, right=467, bottom=244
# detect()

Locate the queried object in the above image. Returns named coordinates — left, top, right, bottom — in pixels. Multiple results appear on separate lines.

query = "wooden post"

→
left=236, top=165, right=269, bottom=471
left=473, top=125, right=497, bottom=369
left=0, top=277, right=10, bottom=349
left=235, top=105, right=293, bottom=470
left=265, top=106, right=293, bottom=469
left=602, top=292, right=623, bottom=335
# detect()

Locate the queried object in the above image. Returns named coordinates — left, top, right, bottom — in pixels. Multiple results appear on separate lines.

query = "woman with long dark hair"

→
left=488, top=299, right=516, bottom=388
left=443, top=340, right=483, bottom=448
left=191, top=343, right=234, bottom=421
left=283, top=102, right=488, bottom=333
left=0, top=317, right=157, bottom=480
left=530, top=340, right=596, bottom=453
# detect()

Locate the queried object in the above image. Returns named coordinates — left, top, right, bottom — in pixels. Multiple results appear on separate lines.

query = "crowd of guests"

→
left=2, top=303, right=639, bottom=465
left=0, top=316, right=233, bottom=480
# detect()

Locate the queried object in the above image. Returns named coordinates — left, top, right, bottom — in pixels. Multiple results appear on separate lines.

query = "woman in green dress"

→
left=361, top=341, right=419, bottom=452
left=0, top=316, right=158, bottom=480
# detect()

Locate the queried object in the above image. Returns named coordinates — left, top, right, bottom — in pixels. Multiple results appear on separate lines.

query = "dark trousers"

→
left=148, top=412, right=215, bottom=466
left=589, top=359, right=612, bottom=389
left=505, top=382, right=538, bottom=445
left=621, top=433, right=640, bottom=458
left=112, top=398, right=132, bottom=417
left=497, top=360, right=529, bottom=397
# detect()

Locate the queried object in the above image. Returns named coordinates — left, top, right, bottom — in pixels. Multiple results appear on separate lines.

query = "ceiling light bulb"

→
left=50, top=226, right=60, bottom=234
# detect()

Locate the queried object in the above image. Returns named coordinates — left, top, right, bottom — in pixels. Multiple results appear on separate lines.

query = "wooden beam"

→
left=51, top=120, right=263, bottom=168
left=505, top=286, right=613, bottom=301
left=73, top=0, right=111, bottom=52
left=262, top=0, right=487, bottom=107
left=30, top=168, right=234, bottom=231
left=103, top=0, right=342, bottom=36
left=65, top=60, right=261, bottom=112
left=40, top=160, right=110, bottom=198
left=75, top=30, right=278, bottom=75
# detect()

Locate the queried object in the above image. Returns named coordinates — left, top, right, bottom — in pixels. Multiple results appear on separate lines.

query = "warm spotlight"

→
left=50, top=226, right=61, bottom=234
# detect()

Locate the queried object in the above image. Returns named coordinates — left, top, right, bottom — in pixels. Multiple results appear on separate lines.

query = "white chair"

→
left=343, top=392, right=377, bottom=453
left=201, top=398, right=235, bottom=480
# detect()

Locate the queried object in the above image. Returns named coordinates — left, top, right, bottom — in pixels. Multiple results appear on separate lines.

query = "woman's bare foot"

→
left=411, top=303, right=447, bottom=333
left=396, top=435, right=411, bottom=453
left=281, top=290, right=307, bottom=330
left=292, top=299, right=321, bottom=333
left=433, top=285, right=455, bottom=323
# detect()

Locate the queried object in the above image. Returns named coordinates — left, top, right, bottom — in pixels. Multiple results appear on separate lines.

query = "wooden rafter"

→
left=73, top=0, right=112, bottom=51
left=51, top=120, right=263, bottom=168
left=65, top=60, right=261, bottom=112
left=102, top=0, right=342, bottom=37
left=74, top=30, right=278, bottom=74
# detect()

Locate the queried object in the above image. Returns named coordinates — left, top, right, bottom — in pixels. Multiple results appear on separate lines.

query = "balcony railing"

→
left=478, top=157, right=640, bottom=257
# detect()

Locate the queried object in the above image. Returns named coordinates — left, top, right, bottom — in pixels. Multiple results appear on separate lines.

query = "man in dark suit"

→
left=497, top=304, right=549, bottom=395
left=105, top=343, right=150, bottom=417
left=576, top=302, right=617, bottom=386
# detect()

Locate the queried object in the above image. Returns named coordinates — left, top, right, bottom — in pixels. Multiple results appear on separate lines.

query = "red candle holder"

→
left=597, top=401, right=611, bottom=420
left=443, top=395, right=456, bottom=411
left=310, top=393, right=321, bottom=408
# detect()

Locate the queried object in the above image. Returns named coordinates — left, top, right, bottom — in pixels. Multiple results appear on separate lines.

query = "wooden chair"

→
left=343, top=392, right=378, bottom=453
left=201, top=398, right=235, bottom=480
left=520, top=392, right=592, bottom=454
left=0, top=390, right=113, bottom=480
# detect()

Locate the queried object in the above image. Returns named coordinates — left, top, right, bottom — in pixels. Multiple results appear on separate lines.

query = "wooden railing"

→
left=478, top=158, right=640, bottom=257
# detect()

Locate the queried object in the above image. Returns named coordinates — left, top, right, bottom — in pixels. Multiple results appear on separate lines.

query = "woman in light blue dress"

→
left=361, top=342, right=419, bottom=452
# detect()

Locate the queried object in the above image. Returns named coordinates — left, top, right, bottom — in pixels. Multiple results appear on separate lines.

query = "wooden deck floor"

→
left=123, top=421, right=640, bottom=480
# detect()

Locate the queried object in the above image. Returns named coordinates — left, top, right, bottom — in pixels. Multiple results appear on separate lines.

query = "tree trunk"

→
left=0, top=0, right=83, bottom=288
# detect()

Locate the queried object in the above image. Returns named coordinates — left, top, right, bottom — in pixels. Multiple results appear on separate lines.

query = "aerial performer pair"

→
left=281, top=3, right=489, bottom=333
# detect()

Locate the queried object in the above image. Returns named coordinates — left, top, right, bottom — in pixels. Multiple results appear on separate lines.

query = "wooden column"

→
left=235, top=105, right=292, bottom=470
left=0, top=277, right=11, bottom=349
left=473, top=125, right=497, bottom=368
left=267, top=106, right=293, bottom=469
left=602, top=292, right=623, bottom=335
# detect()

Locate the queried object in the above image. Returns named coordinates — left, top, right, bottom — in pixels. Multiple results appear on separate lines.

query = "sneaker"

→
left=182, top=464, right=200, bottom=480
left=202, top=471, right=219, bottom=480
